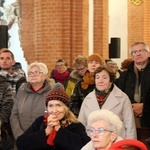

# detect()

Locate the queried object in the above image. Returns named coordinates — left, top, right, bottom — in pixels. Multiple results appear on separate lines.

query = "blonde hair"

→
left=61, top=103, right=79, bottom=126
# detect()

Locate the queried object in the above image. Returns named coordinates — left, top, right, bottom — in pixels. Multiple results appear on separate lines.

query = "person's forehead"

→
left=30, top=66, right=40, bottom=71
left=132, top=44, right=144, bottom=50
left=0, top=52, right=12, bottom=58
left=91, top=120, right=108, bottom=127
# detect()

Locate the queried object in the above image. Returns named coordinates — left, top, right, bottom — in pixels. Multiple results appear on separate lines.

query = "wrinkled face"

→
left=0, top=52, right=15, bottom=71
left=95, top=70, right=112, bottom=91
left=28, top=66, right=46, bottom=84
left=55, top=62, right=67, bottom=74
left=88, top=60, right=101, bottom=73
left=131, top=44, right=149, bottom=65
left=47, top=100, right=66, bottom=120
left=75, top=65, right=87, bottom=76
left=89, top=120, right=116, bottom=150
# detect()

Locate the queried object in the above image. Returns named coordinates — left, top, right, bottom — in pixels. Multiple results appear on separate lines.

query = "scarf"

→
left=133, top=65, right=141, bottom=128
left=30, top=83, right=45, bottom=92
left=81, top=71, right=95, bottom=89
left=53, top=70, right=69, bottom=85
left=43, top=115, right=57, bottom=146
left=95, top=85, right=112, bottom=108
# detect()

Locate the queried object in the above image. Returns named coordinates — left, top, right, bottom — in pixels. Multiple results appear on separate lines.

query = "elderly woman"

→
left=10, top=62, right=51, bottom=140
left=78, top=66, right=137, bottom=139
left=16, top=87, right=90, bottom=150
left=81, top=109, right=123, bottom=150
left=70, top=53, right=103, bottom=116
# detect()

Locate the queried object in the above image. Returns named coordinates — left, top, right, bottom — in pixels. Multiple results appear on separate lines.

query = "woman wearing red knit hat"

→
left=16, top=85, right=90, bottom=150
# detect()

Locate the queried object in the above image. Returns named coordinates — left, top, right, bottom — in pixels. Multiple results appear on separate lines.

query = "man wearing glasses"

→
left=116, top=42, right=150, bottom=140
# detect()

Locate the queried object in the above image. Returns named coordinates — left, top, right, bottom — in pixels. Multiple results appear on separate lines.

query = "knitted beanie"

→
left=46, top=88, right=70, bottom=107
left=87, top=53, right=103, bottom=65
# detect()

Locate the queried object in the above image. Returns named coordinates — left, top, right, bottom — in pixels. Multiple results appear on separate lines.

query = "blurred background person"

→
left=81, top=109, right=123, bottom=150
left=120, top=58, right=133, bottom=72
left=50, top=59, right=72, bottom=89
left=16, top=87, right=90, bottom=150
left=66, top=55, right=87, bottom=97
left=70, top=53, right=103, bottom=117
left=79, top=66, right=136, bottom=139
left=104, top=59, right=120, bottom=79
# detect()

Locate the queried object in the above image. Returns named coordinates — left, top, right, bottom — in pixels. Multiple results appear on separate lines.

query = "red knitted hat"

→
left=46, top=88, right=70, bottom=107
left=109, top=139, right=148, bottom=150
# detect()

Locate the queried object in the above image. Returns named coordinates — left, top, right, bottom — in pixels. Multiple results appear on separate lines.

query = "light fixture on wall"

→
left=130, top=0, right=143, bottom=6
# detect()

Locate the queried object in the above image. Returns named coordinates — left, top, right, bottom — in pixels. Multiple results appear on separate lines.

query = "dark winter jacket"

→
left=16, top=116, right=90, bottom=150
left=0, top=128, right=14, bottom=150
left=116, top=59, right=150, bottom=127
left=0, top=75, right=14, bottom=126
left=70, top=80, right=95, bottom=117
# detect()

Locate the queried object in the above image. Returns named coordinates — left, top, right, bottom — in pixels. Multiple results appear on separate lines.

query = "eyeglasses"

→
left=87, top=127, right=113, bottom=136
left=55, top=64, right=65, bottom=69
left=28, top=71, right=43, bottom=77
left=131, top=49, right=148, bottom=55
left=76, top=67, right=86, bottom=72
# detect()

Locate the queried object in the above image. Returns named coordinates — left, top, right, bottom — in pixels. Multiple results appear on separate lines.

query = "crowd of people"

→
left=0, top=42, right=150, bottom=149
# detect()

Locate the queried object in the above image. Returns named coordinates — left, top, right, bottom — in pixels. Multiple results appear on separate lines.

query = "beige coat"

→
left=78, top=84, right=137, bottom=139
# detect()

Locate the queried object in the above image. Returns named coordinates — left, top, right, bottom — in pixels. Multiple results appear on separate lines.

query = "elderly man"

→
left=117, top=42, right=150, bottom=128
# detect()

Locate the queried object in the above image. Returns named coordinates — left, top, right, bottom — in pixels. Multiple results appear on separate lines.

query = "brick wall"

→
left=128, top=1, right=150, bottom=56
left=20, top=0, right=108, bottom=73
left=20, top=0, right=89, bottom=73
left=19, top=1, right=150, bottom=72
left=94, top=0, right=108, bottom=60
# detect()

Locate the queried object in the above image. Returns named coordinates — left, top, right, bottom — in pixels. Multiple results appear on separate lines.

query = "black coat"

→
left=70, top=80, right=95, bottom=117
left=0, top=128, right=14, bottom=150
left=116, top=59, right=150, bottom=127
left=16, top=116, right=90, bottom=150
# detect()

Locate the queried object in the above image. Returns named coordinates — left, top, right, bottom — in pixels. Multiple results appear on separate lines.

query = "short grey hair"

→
left=130, top=42, right=150, bottom=54
left=28, top=62, right=48, bottom=75
left=87, top=109, right=123, bottom=136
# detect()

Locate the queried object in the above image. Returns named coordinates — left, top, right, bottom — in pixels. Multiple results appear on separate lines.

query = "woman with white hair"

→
left=81, top=109, right=123, bottom=150
left=10, top=62, right=52, bottom=140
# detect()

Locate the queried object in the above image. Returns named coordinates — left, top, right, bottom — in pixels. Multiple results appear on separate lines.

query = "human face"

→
left=89, top=120, right=116, bottom=150
left=95, top=70, right=112, bottom=92
left=88, top=60, right=101, bottom=73
left=55, top=62, right=67, bottom=74
left=131, top=44, right=149, bottom=65
left=0, top=52, right=15, bottom=72
left=28, top=66, right=46, bottom=85
left=75, top=65, right=87, bottom=76
left=47, top=100, right=65, bottom=120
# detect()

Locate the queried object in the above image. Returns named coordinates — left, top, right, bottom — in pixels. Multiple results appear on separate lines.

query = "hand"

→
left=45, top=114, right=61, bottom=135
left=132, top=103, right=143, bottom=117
